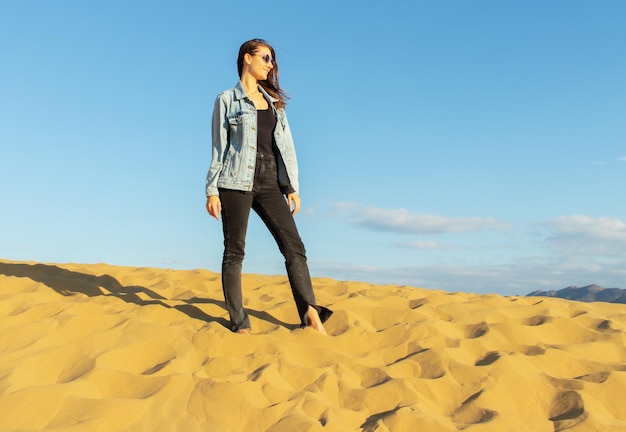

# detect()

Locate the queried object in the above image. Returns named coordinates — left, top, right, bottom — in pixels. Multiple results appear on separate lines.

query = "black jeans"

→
left=219, top=153, right=332, bottom=331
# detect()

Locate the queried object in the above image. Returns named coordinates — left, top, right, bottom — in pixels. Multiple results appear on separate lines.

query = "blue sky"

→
left=2, top=1, right=625, bottom=296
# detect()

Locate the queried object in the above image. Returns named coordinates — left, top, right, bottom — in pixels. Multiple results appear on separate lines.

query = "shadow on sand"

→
left=0, top=262, right=293, bottom=330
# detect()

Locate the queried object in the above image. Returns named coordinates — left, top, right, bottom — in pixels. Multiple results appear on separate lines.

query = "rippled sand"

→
left=1, top=260, right=625, bottom=431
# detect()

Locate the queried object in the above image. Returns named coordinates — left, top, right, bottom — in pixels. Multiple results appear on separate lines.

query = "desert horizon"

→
left=1, top=258, right=625, bottom=431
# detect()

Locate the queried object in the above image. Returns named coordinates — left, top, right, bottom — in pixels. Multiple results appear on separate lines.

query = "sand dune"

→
left=1, top=259, right=625, bottom=431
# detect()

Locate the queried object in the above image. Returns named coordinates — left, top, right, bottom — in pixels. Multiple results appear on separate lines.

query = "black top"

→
left=257, top=108, right=276, bottom=156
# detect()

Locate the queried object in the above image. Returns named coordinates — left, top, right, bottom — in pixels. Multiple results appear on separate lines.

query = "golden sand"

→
left=1, top=259, right=625, bottom=431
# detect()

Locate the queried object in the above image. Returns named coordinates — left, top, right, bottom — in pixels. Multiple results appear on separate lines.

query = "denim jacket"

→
left=206, top=81, right=299, bottom=197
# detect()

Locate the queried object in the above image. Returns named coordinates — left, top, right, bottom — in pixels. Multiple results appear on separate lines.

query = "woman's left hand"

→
left=287, top=193, right=300, bottom=215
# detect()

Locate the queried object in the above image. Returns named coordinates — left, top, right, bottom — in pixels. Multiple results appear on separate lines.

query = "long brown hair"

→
left=237, top=39, right=288, bottom=109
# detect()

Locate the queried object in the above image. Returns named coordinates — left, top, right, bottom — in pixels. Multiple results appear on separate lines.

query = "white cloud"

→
left=543, top=216, right=626, bottom=271
left=334, top=204, right=509, bottom=235
left=309, top=213, right=626, bottom=296
left=395, top=240, right=454, bottom=250
left=549, top=215, right=626, bottom=243
left=311, top=258, right=626, bottom=297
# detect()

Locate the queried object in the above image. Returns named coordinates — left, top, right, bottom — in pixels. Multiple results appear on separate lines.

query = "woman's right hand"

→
left=206, top=196, right=222, bottom=221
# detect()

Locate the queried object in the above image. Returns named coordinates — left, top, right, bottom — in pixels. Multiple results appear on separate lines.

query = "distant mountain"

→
left=527, top=284, right=626, bottom=304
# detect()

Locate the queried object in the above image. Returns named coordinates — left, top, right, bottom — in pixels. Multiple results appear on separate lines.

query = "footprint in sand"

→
left=453, top=390, right=497, bottom=425
left=575, top=371, right=611, bottom=384
left=549, top=390, right=586, bottom=431
left=523, top=345, right=546, bottom=356
left=474, top=351, right=500, bottom=366
left=409, top=298, right=428, bottom=309
left=525, top=315, right=552, bottom=326
left=595, top=319, right=619, bottom=333
left=465, top=322, right=489, bottom=339
left=258, top=293, right=274, bottom=302
left=414, top=349, right=447, bottom=379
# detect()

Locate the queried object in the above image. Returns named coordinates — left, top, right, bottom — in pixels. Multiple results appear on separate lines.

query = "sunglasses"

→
left=256, top=54, right=275, bottom=65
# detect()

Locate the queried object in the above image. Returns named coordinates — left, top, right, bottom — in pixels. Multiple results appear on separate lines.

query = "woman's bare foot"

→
left=306, top=305, right=327, bottom=335
left=236, top=328, right=251, bottom=335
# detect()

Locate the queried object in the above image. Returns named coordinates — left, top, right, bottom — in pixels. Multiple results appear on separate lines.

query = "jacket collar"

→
left=234, top=81, right=278, bottom=103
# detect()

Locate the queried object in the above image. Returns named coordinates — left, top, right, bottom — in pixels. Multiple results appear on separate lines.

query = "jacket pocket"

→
left=227, top=112, right=251, bottom=147
left=228, top=111, right=253, bottom=126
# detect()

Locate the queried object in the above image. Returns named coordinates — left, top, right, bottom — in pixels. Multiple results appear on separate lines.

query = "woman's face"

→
left=245, top=45, right=274, bottom=81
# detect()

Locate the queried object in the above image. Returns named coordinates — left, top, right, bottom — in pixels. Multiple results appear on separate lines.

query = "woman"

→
left=206, top=39, right=332, bottom=335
